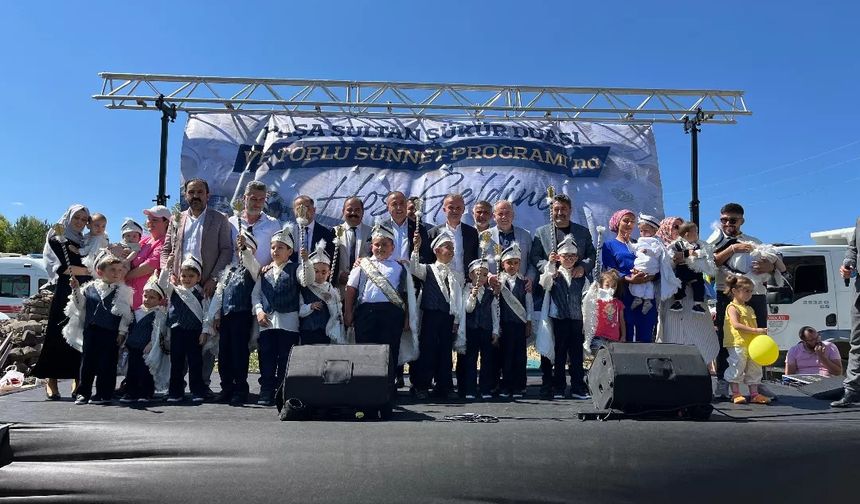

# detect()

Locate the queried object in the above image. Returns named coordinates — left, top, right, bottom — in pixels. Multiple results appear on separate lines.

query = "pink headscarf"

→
left=657, top=216, right=684, bottom=245
left=608, top=209, right=635, bottom=234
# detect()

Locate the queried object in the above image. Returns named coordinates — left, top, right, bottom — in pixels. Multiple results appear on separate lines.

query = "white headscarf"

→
left=43, top=204, right=90, bottom=281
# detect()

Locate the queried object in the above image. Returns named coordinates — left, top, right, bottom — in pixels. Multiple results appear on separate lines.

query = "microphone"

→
left=845, top=263, right=853, bottom=287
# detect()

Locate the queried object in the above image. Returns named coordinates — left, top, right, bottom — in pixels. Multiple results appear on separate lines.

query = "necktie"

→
left=348, top=227, right=357, bottom=266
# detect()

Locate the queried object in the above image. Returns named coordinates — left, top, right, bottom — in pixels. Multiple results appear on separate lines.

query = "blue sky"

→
left=1, top=1, right=857, bottom=246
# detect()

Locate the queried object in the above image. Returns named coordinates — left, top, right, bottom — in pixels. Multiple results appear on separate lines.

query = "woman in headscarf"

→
left=601, top=209, right=659, bottom=342
left=655, top=216, right=720, bottom=366
left=31, top=204, right=92, bottom=400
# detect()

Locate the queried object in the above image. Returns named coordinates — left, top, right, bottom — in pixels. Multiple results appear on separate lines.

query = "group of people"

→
left=29, top=178, right=860, bottom=409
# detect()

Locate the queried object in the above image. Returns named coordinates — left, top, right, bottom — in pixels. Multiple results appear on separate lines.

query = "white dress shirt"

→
left=347, top=257, right=403, bottom=304
left=229, top=212, right=281, bottom=268
left=182, top=209, right=206, bottom=261
left=391, top=218, right=411, bottom=261
left=446, top=222, right=465, bottom=276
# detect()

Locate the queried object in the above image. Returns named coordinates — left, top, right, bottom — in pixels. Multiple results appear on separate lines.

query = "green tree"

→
left=6, top=216, right=50, bottom=254
left=0, top=214, right=10, bottom=252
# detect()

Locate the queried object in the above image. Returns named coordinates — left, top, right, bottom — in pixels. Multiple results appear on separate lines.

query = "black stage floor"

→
left=2, top=375, right=859, bottom=503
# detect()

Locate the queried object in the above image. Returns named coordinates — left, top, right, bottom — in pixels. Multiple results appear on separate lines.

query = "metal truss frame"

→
left=94, top=72, right=751, bottom=124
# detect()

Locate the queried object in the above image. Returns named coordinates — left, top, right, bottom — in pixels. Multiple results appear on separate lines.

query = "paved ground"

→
left=1, top=375, right=858, bottom=503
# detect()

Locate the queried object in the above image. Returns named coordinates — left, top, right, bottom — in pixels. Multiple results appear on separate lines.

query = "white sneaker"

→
left=166, top=396, right=184, bottom=403
left=481, top=394, right=492, bottom=400
left=465, top=394, right=476, bottom=400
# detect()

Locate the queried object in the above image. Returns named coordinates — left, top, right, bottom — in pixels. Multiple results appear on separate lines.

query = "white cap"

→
left=121, top=218, right=144, bottom=238
left=143, top=205, right=171, bottom=220
left=180, top=255, right=203, bottom=274
left=271, top=226, right=294, bottom=249
left=499, top=242, right=522, bottom=263
left=557, top=234, right=579, bottom=255
left=241, top=228, right=258, bottom=251
left=309, top=239, right=331, bottom=265
left=431, top=231, right=455, bottom=249
left=143, top=274, right=166, bottom=299
left=638, top=213, right=660, bottom=230
left=371, top=222, right=395, bottom=242
left=468, top=258, right=488, bottom=273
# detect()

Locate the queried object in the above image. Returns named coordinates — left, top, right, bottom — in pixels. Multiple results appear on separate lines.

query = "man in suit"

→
left=161, top=178, right=233, bottom=392
left=332, top=196, right=372, bottom=289
left=383, top=191, right=431, bottom=263
left=291, top=195, right=334, bottom=262
left=428, top=193, right=479, bottom=282
left=486, top=200, right=534, bottom=280
left=834, top=217, right=860, bottom=408
left=529, top=194, right=596, bottom=282
left=161, top=178, right=233, bottom=298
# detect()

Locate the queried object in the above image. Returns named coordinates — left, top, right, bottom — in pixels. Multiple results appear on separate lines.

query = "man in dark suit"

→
left=290, top=195, right=334, bottom=262
left=383, top=191, right=431, bottom=263
left=528, top=194, right=595, bottom=281
left=428, top=193, right=479, bottom=282
left=834, top=217, right=860, bottom=408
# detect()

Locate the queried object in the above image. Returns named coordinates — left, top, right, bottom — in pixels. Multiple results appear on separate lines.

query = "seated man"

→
left=785, top=326, right=843, bottom=377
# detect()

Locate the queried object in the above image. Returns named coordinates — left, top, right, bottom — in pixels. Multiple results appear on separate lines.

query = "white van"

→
left=767, top=228, right=854, bottom=350
left=0, top=255, right=50, bottom=318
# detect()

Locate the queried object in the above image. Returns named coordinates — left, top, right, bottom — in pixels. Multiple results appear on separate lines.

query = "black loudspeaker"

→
left=0, top=424, right=11, bottom=468
left=798, top=376, right=845, bottom=400
left=588, top=343, right=713, bottom=419
left=276, top=344, right=392, bottom=420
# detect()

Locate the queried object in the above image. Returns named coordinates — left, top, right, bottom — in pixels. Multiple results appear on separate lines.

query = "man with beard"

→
left=332, top=196, right=371, bottom=289
left=162, top=178, right=233, bottom=393
left=472, top=200, right=493, bottom=233
left=708, top=202, right=784, bottom=400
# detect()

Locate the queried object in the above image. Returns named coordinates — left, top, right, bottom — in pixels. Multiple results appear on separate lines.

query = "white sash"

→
left=174, top=286, right=205, bottom=322
left=499, top=275, right=528, bottom=323
left=359, top=258, right=405, bottom=309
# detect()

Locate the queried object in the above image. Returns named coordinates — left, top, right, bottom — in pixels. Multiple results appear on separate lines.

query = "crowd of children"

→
left=53, top=198, right=782, bottom=408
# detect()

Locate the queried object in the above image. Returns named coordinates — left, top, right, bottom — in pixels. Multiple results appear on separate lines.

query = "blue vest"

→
left=466, top=285, right=494, bottom=331
left=168, top=289, right=204, bottom=332
left=499, top=277, right=527, bottom=324
left=221, top=265, right=255, bottom=315
left=127, top=311, right=156, bottom=350
left=260, top=263, right=300, bottom=314
left=549, top=274, right=585, bottom=320
left=84, top=284, right=121, bottom=331
left=419, top=267, right=451, bottom=314
left=299, top=287, right=330, bottom=332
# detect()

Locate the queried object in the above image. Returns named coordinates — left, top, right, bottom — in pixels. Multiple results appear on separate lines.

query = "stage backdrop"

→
left=180, top=114, right=664, bottom=239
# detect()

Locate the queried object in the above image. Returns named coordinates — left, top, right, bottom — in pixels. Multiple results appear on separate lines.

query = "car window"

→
left=768, top=255, right=827, bottom=304
left=0, top=274, right=32, bottom=298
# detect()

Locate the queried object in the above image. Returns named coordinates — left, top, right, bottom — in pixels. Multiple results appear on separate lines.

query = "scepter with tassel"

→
left=232, top=199, right=245, bottom=267
left=330, top=225, right=344, bottom=283
left=546, top=185, right=557, bottom=256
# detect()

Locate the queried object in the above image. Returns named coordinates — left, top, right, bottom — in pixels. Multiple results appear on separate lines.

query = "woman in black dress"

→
left=31, top=204, right=92, bottom=400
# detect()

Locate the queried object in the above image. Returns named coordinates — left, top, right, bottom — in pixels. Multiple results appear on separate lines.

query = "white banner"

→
left=180, top=114, right=664, bottom=236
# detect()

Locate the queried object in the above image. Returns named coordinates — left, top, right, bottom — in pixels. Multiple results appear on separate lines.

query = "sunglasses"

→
left=720, top=217, right=740, bottom=225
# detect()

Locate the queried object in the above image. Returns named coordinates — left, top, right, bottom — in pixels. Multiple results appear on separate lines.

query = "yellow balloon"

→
left=748, top=335, right=779, bottom=366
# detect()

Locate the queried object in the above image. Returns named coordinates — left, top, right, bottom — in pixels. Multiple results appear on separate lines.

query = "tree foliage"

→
left=0, top=214, right=50, bottom=254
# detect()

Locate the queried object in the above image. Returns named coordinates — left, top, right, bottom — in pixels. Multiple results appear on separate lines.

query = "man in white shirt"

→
left=228, top=181, right=281, bottom=269
left=708, top=202, right=786, bottom=400
left=382, top=191, right=431, bottom=263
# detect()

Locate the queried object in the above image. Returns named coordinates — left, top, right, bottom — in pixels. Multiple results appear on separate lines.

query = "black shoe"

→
left=831, top=390, right=860, bottom=408
left=215, top=392, right=233, bottom=404
left=670, top=301, right=683, bottom=312
left=230, top=395, right=246, bottom=407
left=692, top=304, right=707, bottom=313
left=257, top=390, right=274, bottom=406
left=570, top=387, right=591, bottom=400
left=539, top=385, right=552, bottom=400
left=415, top=390, right=429, bottom=401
